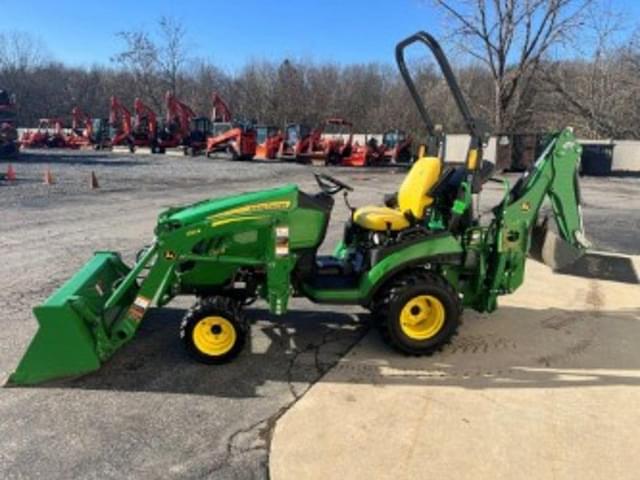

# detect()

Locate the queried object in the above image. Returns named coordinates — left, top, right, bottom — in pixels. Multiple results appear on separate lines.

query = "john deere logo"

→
left=208, top=200, right=292, bottom=221
left=164, top=250, right=176, bottom=260
left=521, top=202, right=531, bottom=212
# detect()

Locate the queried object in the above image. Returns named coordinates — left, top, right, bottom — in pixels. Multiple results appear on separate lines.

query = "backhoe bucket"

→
left=8, top=252, right=137, bottom=385
left=529, top=221, right=583, bottom=271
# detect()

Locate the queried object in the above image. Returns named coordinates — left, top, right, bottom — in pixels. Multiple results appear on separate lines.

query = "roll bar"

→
left=395, top=31, right=488, bottom=164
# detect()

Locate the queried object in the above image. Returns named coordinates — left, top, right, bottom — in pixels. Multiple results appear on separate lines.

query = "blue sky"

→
left=1, top=0, right=638, bottom=71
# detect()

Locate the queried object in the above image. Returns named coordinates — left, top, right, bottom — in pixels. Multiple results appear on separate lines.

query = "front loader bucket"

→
left=529, top=221, right=583, bottom=271
left=8, top=252, right=137, bottom=385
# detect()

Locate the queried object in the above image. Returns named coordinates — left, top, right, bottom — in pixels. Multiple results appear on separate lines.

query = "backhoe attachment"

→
left=524, top=128, right=590, bottom=270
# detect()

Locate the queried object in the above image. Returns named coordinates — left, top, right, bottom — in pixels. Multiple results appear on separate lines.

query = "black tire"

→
left=180, top=296, right=248, bottom=364
left=372, top=270, right=461, bottom=355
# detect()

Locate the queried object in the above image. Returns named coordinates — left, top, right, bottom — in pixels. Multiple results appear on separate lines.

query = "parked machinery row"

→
left=17, top=90, right=413, bottom=165
left=280, top=119, right=412, bottom=166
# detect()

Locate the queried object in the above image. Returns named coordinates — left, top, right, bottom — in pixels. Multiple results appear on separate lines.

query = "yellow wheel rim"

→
left=399, top=295, right=445, bottom=340
left=192, top=316, right=237, bottom=356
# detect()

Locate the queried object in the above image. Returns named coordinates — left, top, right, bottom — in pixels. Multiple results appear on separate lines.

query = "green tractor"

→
left=9, top=32, right=589, bottom=385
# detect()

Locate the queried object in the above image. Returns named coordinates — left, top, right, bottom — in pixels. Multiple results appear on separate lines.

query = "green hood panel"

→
left=159, top=184, right=299, bottom=227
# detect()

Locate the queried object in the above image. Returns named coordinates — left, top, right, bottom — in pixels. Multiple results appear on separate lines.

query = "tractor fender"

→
left=360, top=234, right=463, bottom=306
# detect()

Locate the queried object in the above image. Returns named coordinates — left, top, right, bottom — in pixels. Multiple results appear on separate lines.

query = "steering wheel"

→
left=314, top=173, right=354, bottom=195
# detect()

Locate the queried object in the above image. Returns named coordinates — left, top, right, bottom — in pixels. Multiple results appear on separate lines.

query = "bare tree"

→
left=433, top=0, right=594, bottom=131
left=0, top=31, right=47, bottom=72
left=112, top=17, right=189, bottom=110
left=157, top=16, right=188, bottom=95
left=112, top=30, right=161, bottom=107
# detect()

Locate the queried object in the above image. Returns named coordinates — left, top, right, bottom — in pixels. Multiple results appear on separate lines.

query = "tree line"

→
left=1, top=1, right=639, bottom=140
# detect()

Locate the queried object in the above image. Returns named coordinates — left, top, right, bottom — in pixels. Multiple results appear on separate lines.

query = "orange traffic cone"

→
left=6, top=163, right=16, bottom=181
left=89, top=171, right=99, bottom=189
left=43, top=168, right=54, bottom=185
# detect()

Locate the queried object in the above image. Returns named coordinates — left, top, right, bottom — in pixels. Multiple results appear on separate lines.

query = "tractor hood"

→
left=156, top=184, right=298, bottom=232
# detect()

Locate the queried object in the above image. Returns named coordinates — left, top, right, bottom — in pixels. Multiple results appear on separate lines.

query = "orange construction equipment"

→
left=211, top=92, right=232, bottom=123
left=279, top=123, right=322, bottom=161
left=66, top=107, right=93, bottom=149
left=109, top=96, right=133, bottom=148
left=342, top=138, right=381, bottom=167
left=131, top=98, right=158, bottom=152
left=304, top=118, right=354, bottom=165
left=255, top=125, right=283, bottom=160
left=205, top=92, right=257, bottom=160
left=21, top=118, right=68, bottom=149
left=340, top=130, right=413, bottom=167
left=381, top=129, right=412, bottom=163
left=156, top=91, right=197, bottom=153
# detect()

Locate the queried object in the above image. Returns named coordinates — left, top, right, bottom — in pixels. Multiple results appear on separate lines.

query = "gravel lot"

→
left=1, top=150, right=638, bottom=479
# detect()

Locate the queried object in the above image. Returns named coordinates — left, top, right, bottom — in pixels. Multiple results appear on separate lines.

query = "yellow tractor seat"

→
left=353, top=156, right=442, bottom=232
left=353, top=206, right=411, bottom=231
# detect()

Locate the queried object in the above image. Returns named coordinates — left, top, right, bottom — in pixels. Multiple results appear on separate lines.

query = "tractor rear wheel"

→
left=180, top=296, right=248, bottom=364
left=372, top=271, right=461, bottom=355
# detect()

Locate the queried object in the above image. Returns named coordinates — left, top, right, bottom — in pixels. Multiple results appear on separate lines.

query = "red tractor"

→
left=156, top=91, right=197, bottom=153
left=0, top=89, right=18, bottom=157
left=255, top=125, right=283, bottom=160
left=205, top=92, right=257, bottom=160
left=279, top=123, right=322, bottom=161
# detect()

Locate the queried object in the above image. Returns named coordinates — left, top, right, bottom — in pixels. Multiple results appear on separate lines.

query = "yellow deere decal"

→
left=211, top=216, right=262, bottom=227
left=208, top=200, right=291, bottom=221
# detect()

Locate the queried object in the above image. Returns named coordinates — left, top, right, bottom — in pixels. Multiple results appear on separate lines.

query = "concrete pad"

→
left=271, top=259, right=640, bottom=480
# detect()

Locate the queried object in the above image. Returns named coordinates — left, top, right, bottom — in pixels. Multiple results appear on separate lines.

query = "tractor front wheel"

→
left=373, top=271, right=461, bottom=355
left=180, top=296, right=248, bottom=364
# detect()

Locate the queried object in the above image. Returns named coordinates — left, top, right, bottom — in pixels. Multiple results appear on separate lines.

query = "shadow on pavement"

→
left=557, top=252, right=638, bottom=284
left=26, top=303, right=640, bottom=396
left=38, top=308, right=365, bottom=398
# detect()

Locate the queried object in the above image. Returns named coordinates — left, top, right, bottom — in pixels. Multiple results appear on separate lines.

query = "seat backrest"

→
left=398, top=156, right=442, bottom=219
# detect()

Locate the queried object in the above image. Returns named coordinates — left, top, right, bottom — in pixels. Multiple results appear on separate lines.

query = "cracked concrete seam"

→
left=204, top=322, right=368, bottom=477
